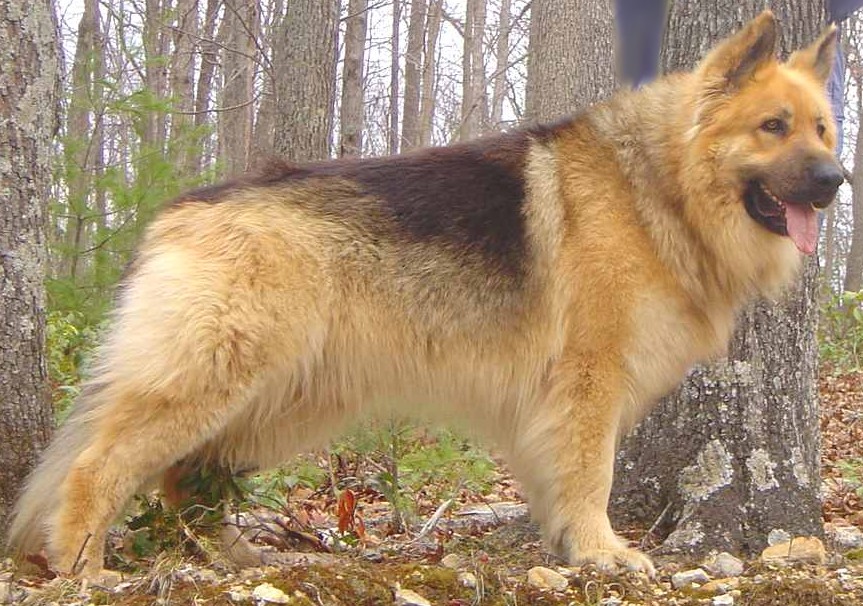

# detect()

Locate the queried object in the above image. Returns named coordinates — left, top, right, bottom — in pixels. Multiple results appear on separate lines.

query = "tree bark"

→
left=273, top=0, right=338, bottom=162
left=401, top=0, right=426, bottom=151
left=490, top=0, right=511, bottom=129
left=844, top=40, right=863, bottom=292
left=418, top=0, right=442, bottom=147
left=219, top=0, right=259, bottom=176
left=170, top=0, right=199, bottom=177
left=142, top=0, right=169, bottom=153
left=193, top=0, right=222, bottom=172
left=525, top=0, right=615, bottom=122
left=460, top=0, right=487, bottom=140
left=389, top=0, right=401, bottom=155
left=251, top=0, right=284, bottom=163
left=0, top=0, right=57, bottom=541
left=610, top=0, right=826, bottom=556
left=340, top=0, right=368, bottom=156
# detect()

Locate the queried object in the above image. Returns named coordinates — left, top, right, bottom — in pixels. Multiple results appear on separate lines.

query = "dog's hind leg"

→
left=40, top=247, right=325, bottom=576
left=47, top=383, right=255, bottom=577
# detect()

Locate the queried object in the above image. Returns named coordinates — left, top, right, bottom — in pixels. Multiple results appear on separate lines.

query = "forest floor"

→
left=6, top=371, right=863, bottom=605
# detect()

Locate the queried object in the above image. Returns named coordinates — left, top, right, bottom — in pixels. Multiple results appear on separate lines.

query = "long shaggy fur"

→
left=7, top=12, right=842, bottom=577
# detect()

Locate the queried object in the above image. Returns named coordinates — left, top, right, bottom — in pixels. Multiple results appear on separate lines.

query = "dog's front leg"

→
left=512, top=353, right=655, bottom=576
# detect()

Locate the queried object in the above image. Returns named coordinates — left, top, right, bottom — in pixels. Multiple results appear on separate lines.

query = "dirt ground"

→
left=4, top=371, right=863, bottom=605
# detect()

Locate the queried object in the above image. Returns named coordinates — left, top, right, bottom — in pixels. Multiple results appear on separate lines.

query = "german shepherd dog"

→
left=9, top=12, right=842, bottom=577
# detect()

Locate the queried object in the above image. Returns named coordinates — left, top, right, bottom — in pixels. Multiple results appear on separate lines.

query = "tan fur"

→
left=7, top=12, right=840, bottom=577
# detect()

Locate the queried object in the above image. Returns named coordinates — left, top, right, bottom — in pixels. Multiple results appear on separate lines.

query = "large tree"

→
left=525, top=0, right=615, bottom=120
left=0, top=0, right=58, bottom=541
left=273, top=0, right=339, bottom=162
left=527, top=0, right=827, bottom=557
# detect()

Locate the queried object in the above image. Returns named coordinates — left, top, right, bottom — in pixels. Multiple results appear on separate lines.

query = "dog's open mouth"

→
left=743, top=181, right=818, bottom=255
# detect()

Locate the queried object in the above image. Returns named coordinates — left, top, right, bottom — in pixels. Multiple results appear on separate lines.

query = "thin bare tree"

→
left=340, top=0, right=369, bottom=156
left=401, top=0, right=427, bottom=150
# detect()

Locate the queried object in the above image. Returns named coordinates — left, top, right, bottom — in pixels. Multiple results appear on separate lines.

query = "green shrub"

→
left=819, top=290, right=863, bottom=370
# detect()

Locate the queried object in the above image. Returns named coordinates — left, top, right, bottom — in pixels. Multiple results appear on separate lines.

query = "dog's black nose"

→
left=810, top=161, right=844, bottom=194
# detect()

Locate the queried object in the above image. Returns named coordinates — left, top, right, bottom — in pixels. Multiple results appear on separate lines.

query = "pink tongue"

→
left=784, top=203, right=818, bottom=255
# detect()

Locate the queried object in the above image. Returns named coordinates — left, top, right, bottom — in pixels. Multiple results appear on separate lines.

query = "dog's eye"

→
left=760, top=118, right=787, bottom=135
left=817, top=123, right=827, bottom=138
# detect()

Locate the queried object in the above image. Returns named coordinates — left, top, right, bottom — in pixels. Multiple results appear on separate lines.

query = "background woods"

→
left=8, top=0, right=863, bottom=569
left=45, top=0, right=532, bottom=321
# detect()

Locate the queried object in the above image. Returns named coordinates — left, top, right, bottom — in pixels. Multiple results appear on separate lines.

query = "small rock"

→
left=671, top=568, right=710, bottom=589
left=825, top=523, right=863, bottom=551
left=760, top=536, right=826, bottom=566
left=440, top=553, right=467, bottom=569
left=394, top=586, right=432, bottom=606
left=195, top=568, right=219, bottom=584
left=0, top=581, right=9, bottom=604
left=252, top=582, right=290, bottom=604
left=712, top=594, right=735, bottom=606
left=240, top=568, right=264, bottom=581
left=767, top=529, right=791, bottom=546
left=228, top=585, right=253, bottom=603
left=458, top=571, right=477, bottom=589
left=703, top=552, right=744, bottom=578
left=527, top=566, right=569, bottom=591
left=601, top=598, right=623, bottom=606
left=699, top=578, right=739, bottom=596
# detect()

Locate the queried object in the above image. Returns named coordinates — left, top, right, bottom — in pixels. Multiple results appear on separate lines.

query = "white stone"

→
left=394, top=586, right=432, bottom=606
left=671, top=568, right=710, bottom=589
left=527, top=566, right=568, bottom=591
left=826, top=524, right=863, bottom=551
left=252, top=582, right=290, bottom=604
left=712, top=594, right=735, bottom=606
left=703, top=552, right=744, bottom=578
left=458, top=571, right=477, bottom=589
left=195, top=568, right=219, bottom=583
left=767, top=529, right=791, bottom=546
left=228, top=585, right=253, bottom=603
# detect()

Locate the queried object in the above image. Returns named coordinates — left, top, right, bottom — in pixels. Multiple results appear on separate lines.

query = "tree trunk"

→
left=170, top=0, right=199, bottom=177
left=63, top=0, right=102, bottom=281
left=490, top=0, right=511, bottom=129
left=142, top=0, right=169, bottom=153
left=460, top=0, right=487, bottom=140
left=525, top=0, right=615, bottom=122
left=418, top=0, right=442, bottom=147
left=251, top=0, right=284, bottom=163
left=340, top=0, right=368, bottom=156
left=389, top=0, right=401, bottom=155
left=401, top=0, right=426, bottom=151
left=609, top=0, right=826, bottom=556
left=273, top=0, right=338, bottom=162
left=193, top=0, right=222, bottom=172
left=219, top=0, right=259, bottom=176
left=0, top=0, right=57, bottom=541
left=844, top=51, right=863, bottom=292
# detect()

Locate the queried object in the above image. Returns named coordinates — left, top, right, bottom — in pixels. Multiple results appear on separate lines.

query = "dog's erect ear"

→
left=787, top=25, right=839, bottom=84
left=698, top=10, right=778, bottom=90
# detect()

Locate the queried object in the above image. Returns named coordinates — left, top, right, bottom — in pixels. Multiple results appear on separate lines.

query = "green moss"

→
left=739, top=576, right=850, bottom=606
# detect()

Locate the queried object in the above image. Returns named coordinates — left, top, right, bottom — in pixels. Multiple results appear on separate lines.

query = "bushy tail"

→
left=5, top=381, right=108, bottom=556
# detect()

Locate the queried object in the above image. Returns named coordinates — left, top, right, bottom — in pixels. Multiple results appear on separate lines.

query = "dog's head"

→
left=692, top=11, right=842, bottom=255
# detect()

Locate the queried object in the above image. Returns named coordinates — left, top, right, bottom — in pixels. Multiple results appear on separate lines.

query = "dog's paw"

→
left=571, top=547, right=655, bottom=577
